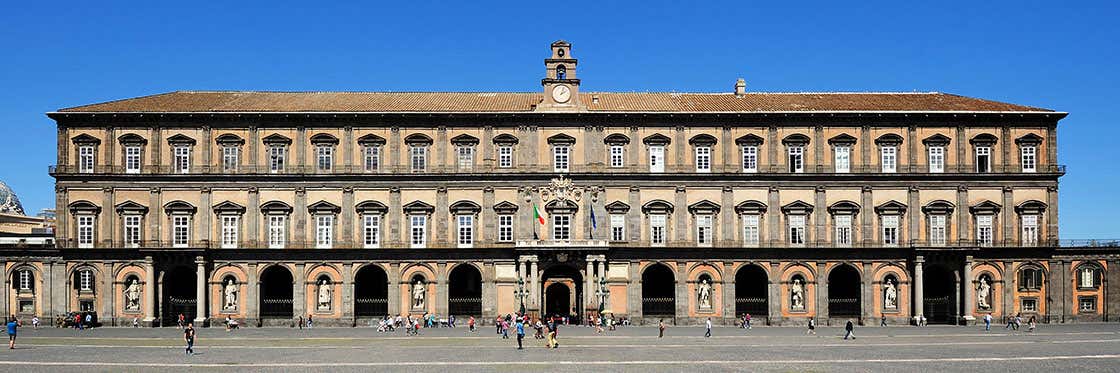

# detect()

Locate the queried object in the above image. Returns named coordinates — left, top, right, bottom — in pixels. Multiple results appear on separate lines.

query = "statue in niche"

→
left=883, top=279, right=897, bottom=309
left=223, top=278, right=238, bottom=310
left=317, top=278, right=332, bottom=311
left=977, top=276, right=991, bottom=310
left=124, top=278, right=141, bottom=310
left=412, top=279, right=426, bottom=309
left=791, top=278, right=805, bottom=310
left=697, top=278, right=713, bottom=309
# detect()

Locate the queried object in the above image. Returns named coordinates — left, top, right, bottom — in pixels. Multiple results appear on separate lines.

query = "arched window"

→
left=1077, top=264, right=1102, bottom=289
left=557, top=65, right=567, bottom=80
left=1018, top=266, right=1043, bottom=291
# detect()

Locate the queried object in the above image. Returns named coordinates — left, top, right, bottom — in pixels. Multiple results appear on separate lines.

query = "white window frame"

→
left=457, top=146, right=474, bottom=171
left=123, top=214, right=142, bottom=248
left=696, top=214, right=713, bottom=246
left=125, top=146, right=142, bottom=174
left=552, top=214, right=571, bottom=241
left=457, top=215, right=474, bottom=248
left=78, top=145, right=95, bottom=174
left=650, top=214, right=666, bottom=246
left=553, top=145, right=570, bottom=172
left=316, top=145, right=333, bottom=172
left=976, top=215, right=994, bottom=247
left=222, top=145, right=239, bottom=172
left=610, top=214, right=626, bottom=242
left=269, top=145, right=286, bottom=173
left=497, top=146, right=513, bottom=168
left=695, top=146, right=711, bottom=173
left=649, top=146, right=665, bottom=173
left=363, top=145, right=380, bottom=173
left=220, top=215, right=239, bottom=249
left=1021, top=146, right=1036, bottom=173
left=742, top=214, right=760, bottom=247
left=788, top=215, right=806, bottom=246
left=881, top=146, right=897, bottom=173
left=267, top=215, right=286, bottom=249
left=882, top=215, right=899, bottom=246
left=788, top=146, right=804, bottom=173
left=172, top=214, right=190, bottom=248
left=497, top=214, right=514, bottom=242
left=835, top=214, right=852, bottom=247
left=410, top=215, right=427, bottom=248
left=18, top=270, right=31, bottom=291
left=173, top=145, right=190, bottom=174
left=1021, top=214, right=1039, bottom=246
left=410, top=146, right=427, bottom=173
left=976, top=146, right=991, bottom=173
left=77, top=215, right=95, bottom=248
left=928, top=146, right=945, bottom=173
left=930, top=215, right=947, bottom=246
left=362, top=214, right=381, bottom=249
left=834, top=146, right=850, bottom=173
left=741, top=145, right=757, bottom=173
left=315, top=215, right=334, bottom=249
left=610, top=145, right=625, bottom=168
left=79, top=270, right=93, bottom=292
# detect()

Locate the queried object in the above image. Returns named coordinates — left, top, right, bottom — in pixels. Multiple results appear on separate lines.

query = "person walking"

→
left=704, top=317, right=712, bottom=338
left=1014, top=313, right=1022, bottom=331
left=183, top=322, right=196, bottom=355
left=983, top=313, right=992, bottom=332
left=807, top=317, right=816, bottom=335
left=880, top=314, right=887, bottom=327
left=7, top=316, right=20, bottom=349
left=31, top=316, right=39, bottom=329
left=298, top=315, right=304, bottom=330
left=495, top=316, right=503, bottom=335
left=1027, top=316, right=1036, bottom=332
left=515, top=319, right=525, bottom=350
left=449, top=314, right=456, bottom=328
left=658, top=319, right=665, bottom=338
left=75, top=313, right=83, bottom=331
left=501, top=318, right=510, bottom=339
left=307, top=314, right=313, bottom=329
left=545, top=320, right=556, bottom=348
left=843, top=320, right=856, bottom=340
left=177, top=313, right=185, bottom=329
left=132, top=317, right=139, bottom=328
left=745, top=313, right=752, bottom=330
left=468, top=316, right=476, bottom=333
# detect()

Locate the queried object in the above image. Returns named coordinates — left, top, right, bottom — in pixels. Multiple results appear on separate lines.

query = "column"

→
left=247, top=263, right=258, bottom=325
left=435, top=262, right=448, bottom=316
left=585, top=257, right=595, bottom=312
left=675, top=262, right=688, bottom=321
left=815, top=261, right=829, bottom=322
left=293, top=263, right=306, bottom=320
left=962, top=257, right=974, bottom=320
left=194, top=257, right=207, bottom=323
left=103, top=262, right=116, bottom=325
left=0, top=260, right=6, bottom=321
left=768, top=261, right=781, bottom=324
left=342, top=262, right=354, bottom=326
left=628, top=260, right=640, bottom=319
left=388, top=263, right=401, bottom=316
left=861, top=262, right=873, bottom=324
left=143, top=256, right=156, bottom=324
left=529, top=258, right=539, bottom=310
left=913, top=256, right=924, bottom=322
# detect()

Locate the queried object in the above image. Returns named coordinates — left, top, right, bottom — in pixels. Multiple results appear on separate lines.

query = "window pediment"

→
left=969, top=200, right=1002, bottom=215
left=922, top=134, right=951, bottom=146
left=970, top=133, right=998, bottom=146
left=1015, top=133, right=1044, bottom=146
left=355, top=200, right=389, bottom=214
left=309, top=133, right=339, bottom=145
left=212, top=201, right=246, bottom=214
left=260, top=200, right=293, bottom=214
left=605, top=201, right=630, bottom=214
left=404, top=133, right=433, bottom=146
left=604, top=133, right=631, bottom=145
left=1014, top=200, right=1047, bottom=215
left=449, top=200, right=482, bottom=214
left=71, top=133, right=101, bottom=146
left=642, top=133, right=671, bottom=146
left=68, top=200, right=101, bottom=214
left=688, top=134, right=717, bottom=147
left=114, top=201, right=148, bottom=214
left=215, top=133, right=245, bottom=146
left=781, top=200, right=814, bottom=215
left=828, top=133, right=857, bottom=146
left=545, top=199, right=579, bottom=214
left=262, top=134, right=292, bottom=145
left=402, top=200, right=435, bottom=214
left=493, top=133, right=519, bottom=145
left=493, top=201, right=519, bottom=214
left=734, top=200, right=767, bottom=214
left=163, top=200, right=197, bottom=215
left=922, top=200, right=955, bottom=215
left=356, top=134, right=387, bottom=146
left=827, top=200, right=861, bottom=215
left=687, top=200, right=721, bottom=214
left=450, top=134, right=480, bottom=146
left=117, top=133, right=148, bottom=146
left=166, top=134, right=196, bottom=146
left=547, top=133, right=576, bottom=145
left=641, top=199, right=674, bottom=214
left=874, top=200, right=908, bottom=215
left=307, top=200, right=341, bottom=214
left=735, top=134, right=764, bottom=146
left=782, top=134, right=810, bottom=146
left=875, top=133, right=904, bottom=146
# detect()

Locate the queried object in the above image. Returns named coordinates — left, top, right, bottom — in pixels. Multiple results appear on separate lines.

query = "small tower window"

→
left=557, top=65, right=567, bottom=80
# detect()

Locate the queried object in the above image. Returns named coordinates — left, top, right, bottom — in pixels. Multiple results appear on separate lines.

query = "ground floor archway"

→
left=544, top=282, right=572, bottom=319
left=448, top=264, right=482, bottom=317
left=641, top=263, right=676, bottom=317
left=354, top=265, right=388, bottom=318
left=923, top=264, right=957, bottom=324
left=161, top=266, right=196, bottom=326
left=828, top=264, right=861, bottom=318
left=735, top=265, right=769, bottom=317
left=259, top=265, right=293, bottom=320
left=540, top=264, right=582, bottom=322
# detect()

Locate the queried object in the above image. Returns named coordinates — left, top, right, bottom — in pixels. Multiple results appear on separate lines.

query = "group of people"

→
left=982, top=312, right=1036, bottom=332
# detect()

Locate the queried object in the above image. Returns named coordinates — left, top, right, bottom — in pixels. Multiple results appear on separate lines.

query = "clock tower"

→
left=537, top=40, right=584, bottom=111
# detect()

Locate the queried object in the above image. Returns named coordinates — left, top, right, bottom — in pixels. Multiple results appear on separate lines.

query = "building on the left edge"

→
left=1, top=181, right=55, bottom=316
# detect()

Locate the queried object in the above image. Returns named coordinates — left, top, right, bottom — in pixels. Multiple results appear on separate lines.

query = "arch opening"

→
left=735, top=265, right=768, bottom=317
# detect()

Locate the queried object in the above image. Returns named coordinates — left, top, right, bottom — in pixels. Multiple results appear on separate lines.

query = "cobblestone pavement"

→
left=3, top=324, right=1120, bottom=372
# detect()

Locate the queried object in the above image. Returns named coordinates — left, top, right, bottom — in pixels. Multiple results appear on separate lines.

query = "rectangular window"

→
left=696, top=215, right=713, bottom=246
left=610, top=214, right=626, bottom=242
left=316, top=215, right=333, bottom=248
left=363, top=146, right=380, bottom=172
left=498, top=215, right=513, bottom=242
left=77, top=215, right=95, bottom=248
left=881, top=146, right=897, bottom=173
left=695, top=146, right=711, bottom=173
left=316, top=145, right=333, bottom=171
left=552, top=214, right=571, bottom=241
left=410, top=215, right=427, bottom=248
left=650, top=214, right=666, bottom=246
left=221, top=215, right=239, bottom=249
left=788, top=146, right=804, bottom=173
left=834, top=146, right=850, bottom=173
left=268, top=215, right=286, bottom=249
left=124, top=215, right=141, bottom=248
left=1021, top=146, right=1036, bottom=173
left=1022, top=215, right=1039, bottom=246
left=742, top=214, right=760, bottom=246
left=174, top=145, right=190, bottom=174
left=222, top=146, right=239, bottom=172
left=835, top=215, right=852, bottom=246
left=1021, top=298, right=1038, bottom=313
left=498, top=146, right=513, bottom=168
left=172, top=215, right=190, bottom=248
left=1079, top=296, right=1097, bottom=312
left=789, top=215, right=805, bottom=246
left=18, top=271, right=30, bottom=291
left=976, top=146, right=991, bottom=173
left=79, top=271, right=92, bottom=291
left=649, top=146, right=665, bottom=173
left=741, top=146, right=757, bottom=173
left=363, top=215, right=380, bottom=248
left=930, top=215, right=947, bottom=246
left=553, top=146, right=569, bottom=172
left=928, top=146, right=944, bottom=173
left=410, top=146, right=427, bottom=173
left=610, top=145, right=625, bottom=168
left=882, top=215, right=899, bottom=246
left=269, top=145, right=286, bottom=173
left=977, top=215, right=993, bottom=247
left=79, top=145, right=95, bottom=173
left=457, top=215, right=474, bottom=248
left=125, top=146, right=142, bottom=174
left=457, top=146, right=474, bottom=171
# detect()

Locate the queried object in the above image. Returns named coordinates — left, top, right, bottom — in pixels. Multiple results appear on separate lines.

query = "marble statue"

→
left=697, top=279, right=712, bottom=309
left=124, top=279, right=141, bottom=310
left=223, top=279, right=238, bottom=310
left=977, top=277, right=991, bottom=309
left=884, top=279, right=897, bottom=309
left=412, top=279, right=426, bottom=309
left=791, top=278, right=805, bottom=310
left=317, top=279, right=332, bottom=311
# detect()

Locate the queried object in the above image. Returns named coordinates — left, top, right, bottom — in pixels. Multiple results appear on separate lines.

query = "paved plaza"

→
left=3, top=323, right=1120, bottom=372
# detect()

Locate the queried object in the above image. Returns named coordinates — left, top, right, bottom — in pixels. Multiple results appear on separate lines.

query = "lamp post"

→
left=515, top=277, right=527, bottom=316
left=596, top=276, right=609, bottom=316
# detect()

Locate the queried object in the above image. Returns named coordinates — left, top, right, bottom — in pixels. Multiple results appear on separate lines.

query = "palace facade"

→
left=4, top=41, right=1114, bottom=327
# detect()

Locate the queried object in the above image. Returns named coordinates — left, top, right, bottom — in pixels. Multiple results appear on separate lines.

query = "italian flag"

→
left=533, top=204, right=546, bottom=225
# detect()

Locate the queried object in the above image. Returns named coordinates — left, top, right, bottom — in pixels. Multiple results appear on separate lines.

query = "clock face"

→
left=552, top=85, right=571, bottom=103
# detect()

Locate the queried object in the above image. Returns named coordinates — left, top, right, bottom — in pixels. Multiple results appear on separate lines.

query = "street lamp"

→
left=596, top=277, right=609, bottom=316
left=515, top=277, right=527, bottom=315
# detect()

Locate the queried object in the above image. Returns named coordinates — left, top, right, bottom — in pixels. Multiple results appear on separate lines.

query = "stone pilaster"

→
left=389, top=127, right=401, bottom=169
left=720, top=186, right=734, bottom=245
left=585, top=257, right=595, bottom=311
left=55, top=187, right=69, bottom=246
left=247, top=187, right=260, bottom=247
left=675, top=262, right=688, bottom=322
left=435, top=262, right=448, bottom=316
left=199, top=187, right=212, bottom=247
left=343, top=126, right=353, bottom=169
left=767, top=186, right=780, bottom=245
left=860, top=125, right=871, bottom=167
left=627, top=186, right=640, bottom=241
left=627, top=126, right=639, bottom=169
left=143, top=256, right=156, bottom=324
left=247, top=263, right=259, bottom=325
left=815, top=261, right=829, bottom=322
left=956, top=126, right=967, bottom=171
left=389, top=188, right=401, bottom=246
left=957, top=186, right=970, bottom=243
left=482, top=126, right=494, bottom=168
left=913, top=257, right=924, bottom=321
left=248, top=126, right=259, bottom=169
left=674, top=186, right=687, bottom=244
left=721, top=261, right=735, bottom=321
left=202, top=126, right=212, bottom=173
left=766, top=126, right=778, bottom=172
left=343, top=262, right=355, bottom=326
left=1061, top=260, right=1072, bottom=322
left=908, top=186, right=920, bottom=245
left=768, top=261, right=781, bottom=324
left=342, top=186, right=355, bottom=247
left=861, top=186, right=873, bottom=244
left=293, top=263, right=306, bottom=320
left=294, top=188, right=307, bottom=247
left=814, top=186, right=826, bottom=245
left=529, top=258, right=539, bottom=310
left=1047, top=186, right=1058, bottom=244
left=721, top=126, right=732, bottom=172
left=101, top=187, right=114, bottom=247
left=518, top=187, right=532, bottom=240
left=436, top=126, right=448, bottom=172
left=482, top=187, right=495, bottom=244
left=1107, top=259, right=1120, bottom=322
left=388, top=263, right=401, bottom=316
left=296, top=127, right=307, bottom=170
left=907, top=126, right=917, bottom=171
left=813, top=125, right=823, bottom=172
left=1002, top=187, right=1014, bottom=244
left=673, top=126, right=685, bottom=170
left=195, top=257, right=207, bottom=323
left=628, top=260, right=641, bottom=319
left=149, top=188, right=162, bottom=246
left=1002, top=260, right=1014, bottom=319
left=105, top=127, right=116, bottom=168
left=103, top=261, right=116, bottom=324
left=481, top=261, right=496, bottom=318
left=963, top=257, right=974, bottom=320
left=435, top=187, right=449, bottom=246
left=861, top=261, right=873, bottom=324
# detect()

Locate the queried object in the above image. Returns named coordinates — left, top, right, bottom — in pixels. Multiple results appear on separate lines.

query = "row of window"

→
left=71, top=132, right=1047, bottom=174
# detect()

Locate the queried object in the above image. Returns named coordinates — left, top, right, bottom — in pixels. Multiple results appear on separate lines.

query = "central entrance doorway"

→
left=259, top=265, right=294, bottom=322
left=540, top=265, right=582, bottom=323
left=161, top=266, right=196, bottom=326
left=828, top=264, right=861, bottom=318
left=923, top=264, right=957, bottom=324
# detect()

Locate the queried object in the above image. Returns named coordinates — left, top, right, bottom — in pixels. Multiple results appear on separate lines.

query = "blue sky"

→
left=1, top=1, right=1116, bottom=237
